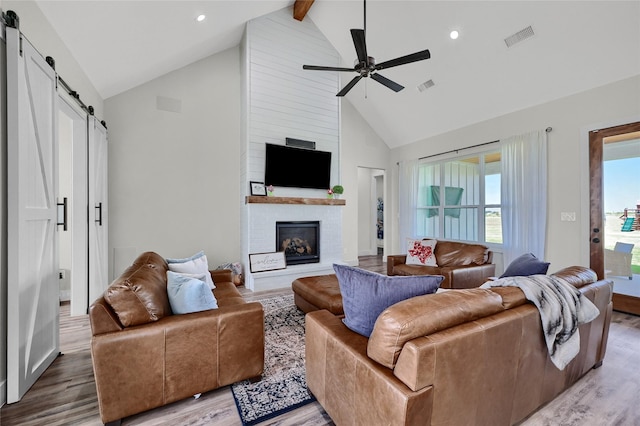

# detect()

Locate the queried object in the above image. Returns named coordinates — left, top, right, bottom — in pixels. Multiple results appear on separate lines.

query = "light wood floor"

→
left=2, top=256, right=640, bottom=426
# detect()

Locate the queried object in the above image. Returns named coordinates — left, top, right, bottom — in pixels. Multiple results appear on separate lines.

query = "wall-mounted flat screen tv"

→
left=264, top=143, right=331, bottom=190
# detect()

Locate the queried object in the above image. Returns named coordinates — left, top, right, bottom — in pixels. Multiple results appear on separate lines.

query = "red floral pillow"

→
left=406, top=239, right=438, bottom=266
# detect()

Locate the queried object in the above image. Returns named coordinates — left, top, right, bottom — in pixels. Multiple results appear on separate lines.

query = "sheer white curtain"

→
left=398, top=159, right=419, bottom=253
left=501, top=129, right=548, bottom=266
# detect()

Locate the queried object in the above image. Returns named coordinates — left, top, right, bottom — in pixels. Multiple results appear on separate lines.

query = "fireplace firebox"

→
left=276, top=221, right=320, bottom=265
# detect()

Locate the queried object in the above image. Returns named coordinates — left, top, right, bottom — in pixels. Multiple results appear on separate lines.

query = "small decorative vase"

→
left=327, top=193, right=333, bottom=199
left=268, top=191, right=274, bottom=197
left=333, top=194, right=341, bottom=199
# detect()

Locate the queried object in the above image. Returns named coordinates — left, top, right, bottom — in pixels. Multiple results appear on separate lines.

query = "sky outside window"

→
left=604, top=157, right=640, bottom=213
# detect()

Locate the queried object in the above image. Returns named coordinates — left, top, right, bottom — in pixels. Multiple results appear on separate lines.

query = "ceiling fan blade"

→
left=374, top=49, right=431, bottom=71
left=303, top=65, right=357, bottom=72
left=370, top=73, right=404, bottom=92
left=351, top=29, right=368, bottom=66
left=337, top=75, right=363, bottom=97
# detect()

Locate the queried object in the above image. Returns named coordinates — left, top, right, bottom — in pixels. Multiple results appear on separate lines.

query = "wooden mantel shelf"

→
left=246, top=196, right=346, bottom=206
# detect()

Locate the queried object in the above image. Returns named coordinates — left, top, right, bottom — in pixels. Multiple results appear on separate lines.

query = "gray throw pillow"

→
left=333, top=264, right=444, bottom=337
left=501, top=252, right=550, bottom=278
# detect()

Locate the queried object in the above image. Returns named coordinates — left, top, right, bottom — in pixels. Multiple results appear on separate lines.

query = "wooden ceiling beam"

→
left=293, top=0, right=315, bottom=21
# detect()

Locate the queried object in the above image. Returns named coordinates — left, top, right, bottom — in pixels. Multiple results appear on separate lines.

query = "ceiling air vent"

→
left=504, top=25, right=535, bottom=48
left=417, top=79, right=435, bottom=93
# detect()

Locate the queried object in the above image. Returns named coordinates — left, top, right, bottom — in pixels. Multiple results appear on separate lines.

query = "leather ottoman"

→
left=292, top=274, right=343, bottom=315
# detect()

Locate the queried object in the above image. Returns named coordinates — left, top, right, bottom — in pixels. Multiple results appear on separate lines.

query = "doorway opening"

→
left=58, top=108, right=73, bottom=304
left=589, top=121, right=640, bottom=315
left=357, top=167, right=386, bottom=259
left=58, top=95, right=89, bottom=317
left=603, top=133, right=640, bottom=295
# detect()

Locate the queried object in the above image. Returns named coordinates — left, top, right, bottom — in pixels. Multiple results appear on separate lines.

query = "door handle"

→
left=57, top=197, right=68, bottom=231
left=95, top=202, right=102, bottom=226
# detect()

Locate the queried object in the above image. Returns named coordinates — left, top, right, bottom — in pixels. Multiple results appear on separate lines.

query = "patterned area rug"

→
left=231, top=295, right=315, bottom=425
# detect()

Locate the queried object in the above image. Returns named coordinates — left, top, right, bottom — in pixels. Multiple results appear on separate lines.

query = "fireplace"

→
left=276, top=221, right=320, bottom=265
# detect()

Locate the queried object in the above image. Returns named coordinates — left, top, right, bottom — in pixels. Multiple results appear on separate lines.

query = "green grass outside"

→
left=485, top=215, right=502, bottom=244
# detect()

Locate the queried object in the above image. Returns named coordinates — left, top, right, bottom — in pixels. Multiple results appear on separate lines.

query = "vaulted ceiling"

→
left=34, top=1, right=640, bottom=148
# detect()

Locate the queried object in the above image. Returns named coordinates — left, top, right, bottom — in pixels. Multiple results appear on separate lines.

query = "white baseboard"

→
left=59, top=290, right=71, bottom=302
left=358, top=249, right=377, bottom=256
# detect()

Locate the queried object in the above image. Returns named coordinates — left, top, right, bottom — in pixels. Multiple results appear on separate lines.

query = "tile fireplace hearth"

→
left=243, top=199, right=344, bottom=291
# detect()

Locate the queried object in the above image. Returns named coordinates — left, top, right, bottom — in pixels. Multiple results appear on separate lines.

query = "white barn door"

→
left=6, top=27, right=60, bottom=403
left=88, top=117, right=109, bottom=303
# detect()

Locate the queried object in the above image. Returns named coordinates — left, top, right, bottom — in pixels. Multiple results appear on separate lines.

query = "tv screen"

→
left=264, top=143, right=331, bottom=190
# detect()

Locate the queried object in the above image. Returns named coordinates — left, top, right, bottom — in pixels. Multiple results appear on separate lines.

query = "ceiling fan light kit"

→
left=302, top=0, right=431, bottom=97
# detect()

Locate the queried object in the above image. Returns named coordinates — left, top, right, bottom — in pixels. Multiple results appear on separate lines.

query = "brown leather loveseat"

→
left=388, top=239, right=495, bottom=288
left=306, top=266, right=612, bottom=425
left=89, top=252, right=264, bottom=425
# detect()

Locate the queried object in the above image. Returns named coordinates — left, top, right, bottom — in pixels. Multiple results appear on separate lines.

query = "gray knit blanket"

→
left=481, top=275, right=600, bottom=370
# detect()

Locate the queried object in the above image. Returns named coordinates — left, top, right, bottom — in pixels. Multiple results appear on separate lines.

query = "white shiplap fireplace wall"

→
left=240, top=7, right=343, bottom=291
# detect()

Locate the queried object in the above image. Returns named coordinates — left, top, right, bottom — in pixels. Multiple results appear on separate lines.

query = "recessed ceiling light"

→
left=450, top=30, right=459, bottom=40
left=196, top=14, right=206, bottom=22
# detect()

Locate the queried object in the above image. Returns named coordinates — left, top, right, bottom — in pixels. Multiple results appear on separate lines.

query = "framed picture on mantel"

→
left=250, top=181, right=267, bottom=196
left=249, top=251, right=287, bottom=272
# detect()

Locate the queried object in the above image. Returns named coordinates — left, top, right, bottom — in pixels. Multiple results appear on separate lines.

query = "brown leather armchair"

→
left=89, top=252, right=264, bottom=425
left=388, top=239, right=496, bottom=288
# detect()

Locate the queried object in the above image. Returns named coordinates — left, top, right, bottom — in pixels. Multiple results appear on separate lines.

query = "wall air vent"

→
left=156, top=96, right=182, bottom=113
left=504, top=25, right=535, bottom=48
left=417, top=79, right=435, bottom=93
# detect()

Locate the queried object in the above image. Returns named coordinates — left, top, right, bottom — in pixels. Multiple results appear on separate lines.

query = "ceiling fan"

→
left=302, top=0, right=431, bottom=97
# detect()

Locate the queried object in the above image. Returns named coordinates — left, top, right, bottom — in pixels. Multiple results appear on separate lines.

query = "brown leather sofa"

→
left=306, top=266, right=612, bottom=425
left=388, top=240, right=495, bottom=288
left=89, top=252, right=264, bottom=425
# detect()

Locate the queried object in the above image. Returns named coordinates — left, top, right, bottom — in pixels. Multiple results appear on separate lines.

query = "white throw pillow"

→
left=166, top=271, right=217, bottom=314
left=406, top=238, right=438, bottom=266
left=166, top=251, right=215, bottom=289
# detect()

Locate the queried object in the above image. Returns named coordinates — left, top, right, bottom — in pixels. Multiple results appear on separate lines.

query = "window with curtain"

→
left=416, top=151, right=502, bottom=244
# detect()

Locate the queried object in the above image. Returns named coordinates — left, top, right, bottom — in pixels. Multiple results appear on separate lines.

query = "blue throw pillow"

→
left=166, top=271, right=218, bottom=314
left=501, top=252, right=550, bottom=278
left=333, top=264, right=443, bottom=337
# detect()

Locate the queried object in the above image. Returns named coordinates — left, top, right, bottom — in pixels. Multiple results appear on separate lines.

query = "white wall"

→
left=106, top=7, right=391, bottom=282
left=341, top=100, right=390, bottom=264
left=240, top=8, right=345, bottom=289
left=389, top=75, right=640, bottom=273
left=1, top=3, right=7, bottom=406
left=243, top=7, right=340, bottom=194
left=3, top=0, right=103, bottom=118
left=104, top=47, right=242, bottom=277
